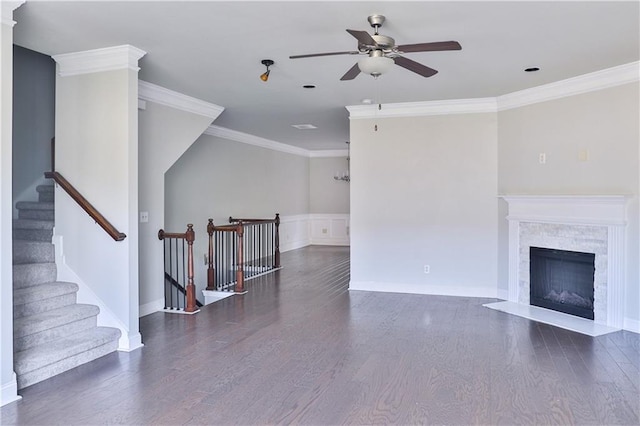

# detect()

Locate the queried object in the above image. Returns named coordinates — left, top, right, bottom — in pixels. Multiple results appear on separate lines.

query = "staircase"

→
left=12, top=183, right=121, bottom=389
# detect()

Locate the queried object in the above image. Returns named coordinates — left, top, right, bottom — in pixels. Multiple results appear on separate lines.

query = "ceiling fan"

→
left=289, top=15, right=461, bottom=81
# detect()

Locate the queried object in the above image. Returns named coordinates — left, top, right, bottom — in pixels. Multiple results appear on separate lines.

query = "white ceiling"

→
left=12, top=1, right=640, bottom=151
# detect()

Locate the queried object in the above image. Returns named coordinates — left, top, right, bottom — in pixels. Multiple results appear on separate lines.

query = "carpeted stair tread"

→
left=13, top=282, right=78, bottom=319
left=14, top=304, right=99, bottom=339
left=14, top=327, right=121, bottom=388
left=15, top=201, right=54, bottom=211
left=13, top=240, right=54, bottom=264
left=13, top=262, right=57, bottom=288
left=13, top=281, right=78, bottom=306
left=13, top=219, right=54, bottom=230
left=36, top=184, right=54, bottom=194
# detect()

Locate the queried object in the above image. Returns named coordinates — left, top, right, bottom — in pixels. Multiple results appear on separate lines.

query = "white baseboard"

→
left=139, top=298, right=164, bottom=317
left=118, top=332, right=144, bottom=352
left=202, top=290, right=235, bottom=305
left=623, top=317, right=640, bottom=334
left=280, top=238, right=311, bottom=253
left=0, top=374, right=21, bottom=407
left=349, top=280, right=498, bottom=299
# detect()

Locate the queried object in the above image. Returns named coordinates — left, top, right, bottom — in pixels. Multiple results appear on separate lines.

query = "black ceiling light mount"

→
left=260, top=59, right=274, bottom=82
left=525, top=67, right=540, bottom=72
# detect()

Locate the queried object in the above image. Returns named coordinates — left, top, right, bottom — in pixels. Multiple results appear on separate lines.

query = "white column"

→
left=0, top=0, right=25, bottom=407
left=52, top=45, right=146, bottom=351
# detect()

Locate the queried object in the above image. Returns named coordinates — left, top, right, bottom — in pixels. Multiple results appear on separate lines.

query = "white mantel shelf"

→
left=500, top=195, right=631, bottom=226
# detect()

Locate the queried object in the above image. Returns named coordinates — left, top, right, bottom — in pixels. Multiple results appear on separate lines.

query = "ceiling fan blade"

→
left=340, top=63, right=361, bottom=81
left=397, top=41, right=462, bottom=53
left=346, top=29, right=377, bottom=47
left=289, top=51, right=360, bottom=59
left=393, top=56, right=438, bottom=78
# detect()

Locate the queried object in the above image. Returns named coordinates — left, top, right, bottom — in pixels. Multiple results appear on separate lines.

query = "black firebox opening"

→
left=529, top=247, right=595, bottom=320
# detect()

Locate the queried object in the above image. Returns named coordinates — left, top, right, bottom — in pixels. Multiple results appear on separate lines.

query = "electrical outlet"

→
left=423, top=265, right=430, bottom=274
left=139, top=211, right=149, bottom=223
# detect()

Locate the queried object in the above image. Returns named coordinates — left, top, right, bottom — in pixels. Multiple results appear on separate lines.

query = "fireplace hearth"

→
left=529, top=247, right=595, bottom=320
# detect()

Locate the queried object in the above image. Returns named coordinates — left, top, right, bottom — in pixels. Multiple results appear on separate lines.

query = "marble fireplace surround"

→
left=500, top=195, right=629, bottom=331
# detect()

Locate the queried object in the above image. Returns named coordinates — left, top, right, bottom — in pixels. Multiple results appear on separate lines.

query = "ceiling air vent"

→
left=291, top=124, right=317, bottom=130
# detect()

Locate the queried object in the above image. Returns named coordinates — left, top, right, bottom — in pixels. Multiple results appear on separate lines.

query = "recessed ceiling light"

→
left=303, top=84, right=316, bottom=89
left=525, top=67, right=540, bottom=72
left=291, top=124, right=317, bottom=130
left=361, top=98, right=373, bottom=104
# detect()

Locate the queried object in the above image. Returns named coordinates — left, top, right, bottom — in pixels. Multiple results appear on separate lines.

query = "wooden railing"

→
left=44, top=171, right=126, bottom=241
left=45, top=137, right=126, bottom=242
left=206, top=214, right=280, bottom=294
left=158, top=224, right=199, bottom=313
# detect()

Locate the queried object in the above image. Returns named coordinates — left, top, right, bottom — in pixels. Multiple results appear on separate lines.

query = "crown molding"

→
left=309, top=149, right=348, bottom=158
left=497, top=61, right=640, bottom=111
left=346, top=97, right=497, bottom=119
left=346, top=61, right=639, bottom=119
left=1, top=1, right=24, bottom=27
left=138, top=80, right=224, bottom=119
left=52, top=45, right=146, bottom=77
left=204, top=125, right=312, bottom=158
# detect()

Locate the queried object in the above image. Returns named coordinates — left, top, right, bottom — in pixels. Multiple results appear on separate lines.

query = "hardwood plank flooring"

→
left=1, top=245, right=638, bottom=425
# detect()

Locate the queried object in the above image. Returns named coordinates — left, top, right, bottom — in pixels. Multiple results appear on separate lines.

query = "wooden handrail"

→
left=44, top=171, right=126, bottom=242
left=229, top=216, right=277, bottom=224
left=158, top=224, right=198, bottom=313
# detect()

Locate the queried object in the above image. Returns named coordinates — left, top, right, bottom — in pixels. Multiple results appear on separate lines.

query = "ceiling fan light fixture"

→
left=358, top=54, right=394, bottom=77
left=260, top=59, right=274, bottom=82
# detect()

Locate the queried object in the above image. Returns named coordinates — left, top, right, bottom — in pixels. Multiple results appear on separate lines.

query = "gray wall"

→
left=310, top=156, right=350, bottom=214
left=165, top=134, right=310, bottom=294
left=12, top=45, right=54, bottom=208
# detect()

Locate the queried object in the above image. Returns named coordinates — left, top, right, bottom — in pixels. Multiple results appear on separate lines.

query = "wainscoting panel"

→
left=309, top=214, right=350, bottom=246
left=279, top=214, right=350, bottom=252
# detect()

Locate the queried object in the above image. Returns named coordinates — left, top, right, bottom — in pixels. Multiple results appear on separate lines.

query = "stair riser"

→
left=18, top=209, right=54, bottom=221
left=38, top=192, right=54, bottom=203
left=15, top=316, right=97, bottom=352
left=36, top=185, right=54, bottom=199
left=13, top=243, right=55, bottom=264
left=13, top=263, right=57, bottom=288
left=16, top=340, right=119, bottom=389
left=14, top=293, right=77, bottom=319
left=13, top=228, right=53, bottom=242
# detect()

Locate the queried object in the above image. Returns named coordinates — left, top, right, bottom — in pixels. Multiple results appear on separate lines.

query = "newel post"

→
left=206, top=218, right=215, bottom=291
left=184, top=224, right=197, bottom=313
left=235, top=221, right=245, bottom=294
left=274, top=213, right=281, bottom=268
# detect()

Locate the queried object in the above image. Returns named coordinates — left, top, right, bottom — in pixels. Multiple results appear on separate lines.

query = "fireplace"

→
left=529, top=247, right=595, bottom=320
left=499, top=195, right=629, bottom=330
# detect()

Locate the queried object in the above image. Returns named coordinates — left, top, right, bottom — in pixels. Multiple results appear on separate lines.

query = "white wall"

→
left=498, top=82, right=640, bottom=327
left=310, top=156, right=350, bottom=214
left=54, top=60, right=142, bottom=350
left=349, top=113, right=499, bottom=297
left=138, top=99, right=214, bottom=314
left=165, top=134, right=310, bottom=299
left=0, top=4, right=21, bottom=406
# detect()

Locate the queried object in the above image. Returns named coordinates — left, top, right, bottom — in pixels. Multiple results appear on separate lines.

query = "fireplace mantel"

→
left=501, top=195, right=630, bottom=330
left=501, top=195, right=630, bottom=226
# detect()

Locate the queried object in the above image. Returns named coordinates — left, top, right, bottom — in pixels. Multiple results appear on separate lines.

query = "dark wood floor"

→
left=2, top=245, right=639, bottom=425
